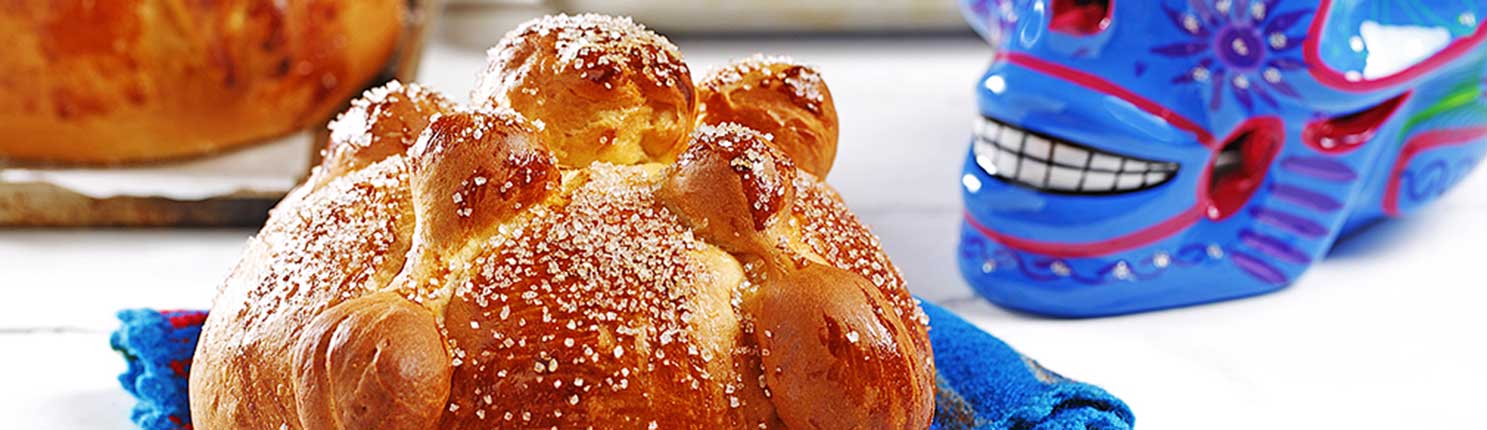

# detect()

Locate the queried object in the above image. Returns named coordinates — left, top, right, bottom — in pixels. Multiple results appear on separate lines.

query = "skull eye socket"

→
left=1302, top=93, right=1409, bottom=154
left=1049, top=0, right=1112, bottom=35
left=1206, top=118, right=1284, bottom=221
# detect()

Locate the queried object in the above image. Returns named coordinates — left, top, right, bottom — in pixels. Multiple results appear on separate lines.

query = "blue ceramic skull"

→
left=957, top=0, right=1487, bottom=316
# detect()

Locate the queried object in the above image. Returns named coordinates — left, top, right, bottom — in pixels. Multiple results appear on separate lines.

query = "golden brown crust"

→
left=291, top=292, right=452, bottom=430
left=752, top=262, right=935, bottom=429
left=406, top=108, right=559, bottom=251
left=470, top=14, right=696, bottom=168
left=193, top=14, right=931, bottom=430
left=698, top=55, right=839, bottom=178
left=432, top=164, right=758, bottom=428
left=661, top=124, right=933, bottom=429
left=191, top=155, right=418, bottom=429
left=0, top=0, right=405, bottom=164
left=322, top=81, right=455, bottom=180
left=660, top=123, right=798, bottom=255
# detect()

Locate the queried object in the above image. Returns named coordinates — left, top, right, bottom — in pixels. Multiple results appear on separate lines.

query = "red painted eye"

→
left=1049, top=0, right=1112, bottom=35
left=1302, top=93, right=1409, bottom=154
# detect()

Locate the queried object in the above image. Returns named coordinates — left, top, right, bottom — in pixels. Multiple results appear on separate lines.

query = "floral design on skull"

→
left=1154, top=0, right=1311, bottom=112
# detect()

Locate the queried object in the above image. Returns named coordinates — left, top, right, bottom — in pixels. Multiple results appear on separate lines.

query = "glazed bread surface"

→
left=0, top=0, right=405, bottom=164
left=471, top=14, right=696, bottom=168
left=191, top=14, right=933, bottom=430
left=698, top=55, right=839, bottom=178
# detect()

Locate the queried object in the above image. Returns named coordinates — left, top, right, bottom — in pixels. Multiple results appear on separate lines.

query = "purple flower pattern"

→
left=1155, top=0, right=1312, bottom=112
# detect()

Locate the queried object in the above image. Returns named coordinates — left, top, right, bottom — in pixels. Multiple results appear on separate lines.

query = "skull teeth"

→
left=973, top=117, right=1179, bottom=194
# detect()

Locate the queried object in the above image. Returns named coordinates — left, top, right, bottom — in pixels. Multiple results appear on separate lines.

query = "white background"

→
left=3, top=34, right=1485, bottom=429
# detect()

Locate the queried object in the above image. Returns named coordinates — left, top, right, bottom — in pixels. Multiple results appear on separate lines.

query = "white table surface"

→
left=4, top=34, right=1486, bottom=430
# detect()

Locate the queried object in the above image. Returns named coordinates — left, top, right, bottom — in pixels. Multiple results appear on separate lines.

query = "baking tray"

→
left=441, top=0, right=965, bottom=47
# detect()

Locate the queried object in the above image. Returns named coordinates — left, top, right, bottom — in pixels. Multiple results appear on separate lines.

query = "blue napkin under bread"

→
left=110, top=309, right=207, bottom=430
left=112, top=302, right=1133, bottom=430
left=922, top=302, right=1134, bottom=429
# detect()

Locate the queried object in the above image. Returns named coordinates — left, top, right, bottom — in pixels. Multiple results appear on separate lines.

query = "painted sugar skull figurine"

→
left=957, top=0, right=1487, bottom=316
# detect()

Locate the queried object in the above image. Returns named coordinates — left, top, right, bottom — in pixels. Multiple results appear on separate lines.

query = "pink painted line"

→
left=999, top=52, right=1218, bottom=147
left=963, top=206, right=1205, bottom=259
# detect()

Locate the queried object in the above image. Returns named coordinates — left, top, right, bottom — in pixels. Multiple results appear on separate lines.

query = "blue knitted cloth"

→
left=923, top=302, right=1134, bottom=429
left=112, top=303, right=1133, bottom=429
left=111, top=309, right=207, bottom=430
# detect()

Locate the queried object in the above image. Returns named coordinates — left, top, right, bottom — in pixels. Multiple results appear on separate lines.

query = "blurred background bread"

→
left=0, top=0, right=407, bottom=164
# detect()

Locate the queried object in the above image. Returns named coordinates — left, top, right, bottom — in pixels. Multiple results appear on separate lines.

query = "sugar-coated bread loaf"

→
left=191, top=14, right=933, bottom=430
left=0, top=0, right=405, bottom=164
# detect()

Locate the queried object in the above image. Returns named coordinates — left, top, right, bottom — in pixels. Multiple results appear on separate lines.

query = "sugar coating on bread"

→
left=682, top=123, right=799, bottom=230
left=406, top=107, right=559, bottom=254
left=436, top=164, right=756, bottom=427
left=508, top=14, right=688, bottom=88
left=703, top=55, right=828, bottom=113
left=193, top=14, right=931, bottom=430
left=190, top=156, right=420, bottom=429
left=323, top=81, right=455, bottom=179
left=471, top=14, right=697, bottom=168
left=698, top=55, right=838, bottom=178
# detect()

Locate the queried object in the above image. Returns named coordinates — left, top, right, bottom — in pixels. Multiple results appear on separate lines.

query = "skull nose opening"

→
left=1206, top=118, right=1283, bottom=221
left=1049, top=0, right=1112, bottom=35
